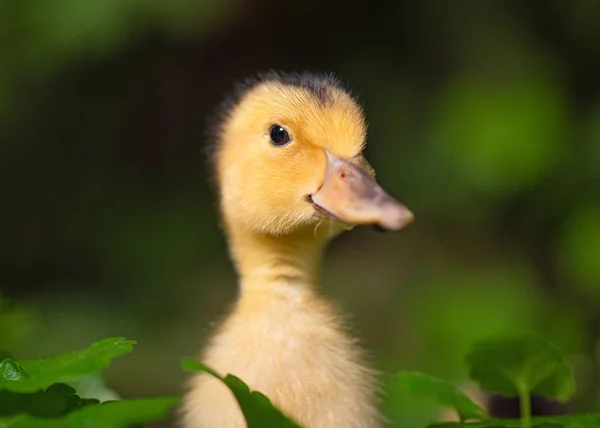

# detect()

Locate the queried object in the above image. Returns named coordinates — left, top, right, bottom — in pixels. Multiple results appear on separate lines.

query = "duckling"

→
left=182, top=71, right=414, bottom=428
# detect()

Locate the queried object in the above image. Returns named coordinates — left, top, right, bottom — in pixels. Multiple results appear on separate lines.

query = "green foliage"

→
left=0, top=337, right=177, bottom=427
left=395, top=371, right=488, bottom=422
left=465, top=332, right=575, bottom=402
left=0, top=383, right=98, bottom=419
left=382, top=373, right=443, bottom=428
left=0, top=333, right=301, bottom=427
left=427, top=422, right=538, bottom=428
left=427, top=413, right=600, bottom=428
left=1, top=338, right=135, bottom=393
left=393, top=331, right=584, bottom=428
left=5, top=397, right=179, bottom=428
left=465, top=332, right=574, bottom=428
left=181, top=357, right=301, bottom=428
left=0, top=329, right=592, bottom=427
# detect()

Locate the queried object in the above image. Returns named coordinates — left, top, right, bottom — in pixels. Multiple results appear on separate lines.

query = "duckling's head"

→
left=211, top=71, right=413, bottom=239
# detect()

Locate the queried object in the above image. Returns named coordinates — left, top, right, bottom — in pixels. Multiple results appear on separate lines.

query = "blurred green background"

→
left=1, top=0, right=600, bottom=426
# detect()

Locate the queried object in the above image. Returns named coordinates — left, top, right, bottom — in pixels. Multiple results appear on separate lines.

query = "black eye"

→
left=269, top=125, right=291, bottom=146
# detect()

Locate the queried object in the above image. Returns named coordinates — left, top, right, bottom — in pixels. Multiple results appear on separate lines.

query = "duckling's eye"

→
left=269, top=125, right=291, bottom=147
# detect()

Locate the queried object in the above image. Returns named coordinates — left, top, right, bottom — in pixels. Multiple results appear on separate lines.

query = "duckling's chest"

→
left=207, top=290, right=352, bottom=373
left=192, top=289, right=381, bottom=427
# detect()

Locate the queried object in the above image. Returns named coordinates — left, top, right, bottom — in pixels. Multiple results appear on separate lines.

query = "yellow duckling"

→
left=182, top=71, right=414, bottom=428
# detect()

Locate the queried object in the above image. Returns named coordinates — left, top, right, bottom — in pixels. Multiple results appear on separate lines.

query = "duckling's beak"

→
left=309, top=151, right=414, bottom=231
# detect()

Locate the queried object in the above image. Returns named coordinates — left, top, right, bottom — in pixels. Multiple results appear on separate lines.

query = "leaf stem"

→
left=518, top=385, right=531, bottom=428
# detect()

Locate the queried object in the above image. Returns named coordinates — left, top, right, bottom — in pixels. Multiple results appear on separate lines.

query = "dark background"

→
left=1, top=1, right=600, bottom=426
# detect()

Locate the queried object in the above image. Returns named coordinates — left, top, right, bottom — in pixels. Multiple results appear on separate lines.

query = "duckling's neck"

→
left=227, top=223, right=327, bottom=295
left=185, top=222, right=382, bottom=427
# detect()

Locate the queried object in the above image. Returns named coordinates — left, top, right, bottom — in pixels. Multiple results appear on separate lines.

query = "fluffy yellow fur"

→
left=181, top=79, right=383, bottom=427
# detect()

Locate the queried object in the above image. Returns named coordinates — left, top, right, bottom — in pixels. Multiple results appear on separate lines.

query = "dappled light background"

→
left=1, top=1, right=600, bottom=426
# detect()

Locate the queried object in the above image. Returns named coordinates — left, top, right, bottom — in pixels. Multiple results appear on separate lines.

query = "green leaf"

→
left=395, top=371, right=487, bottom=421
left=181, top=357, right=300, bottom=428
left=1, top=338, right=135, bottom=393
left=5, top=396, right=179, bottom=428
left=465, top=332, right=575, bottom=402
left=427, top=422, right=563, bottom=428
left=427, top=413, right=600, bottom=428
left=0, top=383, right=99, bottom=418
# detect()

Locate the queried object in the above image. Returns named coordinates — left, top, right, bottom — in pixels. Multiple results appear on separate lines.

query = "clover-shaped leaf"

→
left=465, top=332, right=575, bottom=401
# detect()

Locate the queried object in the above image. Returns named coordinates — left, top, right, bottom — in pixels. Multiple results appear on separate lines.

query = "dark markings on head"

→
left=204, top=71, right=356, bottom=193
left=264, top=70, right=341, bottom=104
